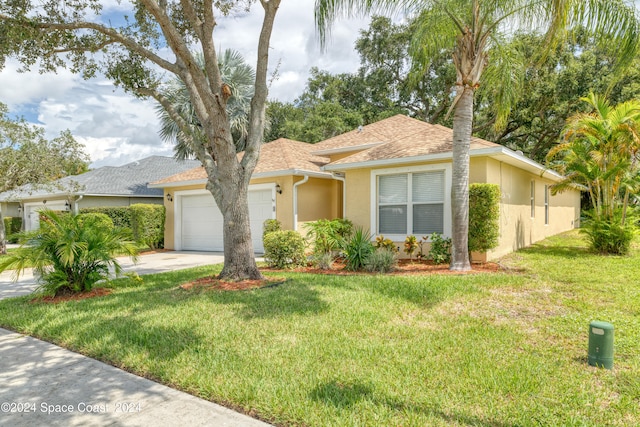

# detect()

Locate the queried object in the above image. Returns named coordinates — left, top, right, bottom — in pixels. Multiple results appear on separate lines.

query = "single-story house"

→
left=0, top=156, right=200, bottom=231
left=151, top=115, right=581, bottom=261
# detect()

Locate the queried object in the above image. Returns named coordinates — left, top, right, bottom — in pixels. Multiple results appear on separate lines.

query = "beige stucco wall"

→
left=482, top=158, right=580, bottom=261
left=341, top=155, right=580, bottom=262
left=0, top=202, right=21, bottom=218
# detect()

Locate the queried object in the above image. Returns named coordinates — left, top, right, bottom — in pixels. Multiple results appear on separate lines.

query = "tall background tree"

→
left=315, top=0, right=640, bottom=270
left=0, top=103, right=89, bottom=254
left=0, top=1, right=282, bottom=280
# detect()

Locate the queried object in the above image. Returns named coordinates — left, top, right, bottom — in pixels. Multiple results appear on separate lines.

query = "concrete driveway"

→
left=0, top=250, right=226, bottom=299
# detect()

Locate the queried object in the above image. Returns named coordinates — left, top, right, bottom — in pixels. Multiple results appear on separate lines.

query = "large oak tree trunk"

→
left=450, top=87, right=474, bottom=271
left=212, top=180, right=263, bottom=280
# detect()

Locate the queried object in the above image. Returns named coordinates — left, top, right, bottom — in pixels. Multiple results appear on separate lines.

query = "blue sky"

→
left=0, top=0, right=369, bottom=168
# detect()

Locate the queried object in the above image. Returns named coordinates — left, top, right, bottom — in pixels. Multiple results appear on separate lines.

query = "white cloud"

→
left=0, top=0, right=369, bottom=167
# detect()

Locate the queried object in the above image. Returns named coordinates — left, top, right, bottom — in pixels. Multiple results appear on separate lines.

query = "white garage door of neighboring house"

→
left=25, top=202, right=68, bottom=231
left=178, top=187, right=274, bottom=253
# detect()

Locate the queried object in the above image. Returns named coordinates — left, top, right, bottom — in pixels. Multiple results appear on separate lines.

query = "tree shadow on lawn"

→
left=310, top=379, right=512, bottom=427
left=516, top=242, right=591, bottom=260
left=194, top=279, right=330, bottom=320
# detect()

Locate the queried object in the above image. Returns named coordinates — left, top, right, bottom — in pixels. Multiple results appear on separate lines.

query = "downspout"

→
left=332, top=172, right=346, bottom=218
left=293, top=174, right=309, bottom=231
left=74, top=195, right=84, bottom=215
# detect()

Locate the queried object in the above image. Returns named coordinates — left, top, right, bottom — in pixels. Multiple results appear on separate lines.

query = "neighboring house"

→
left=0, top=156, right=200, bottom=231
left=152, top=115, right=580, bottom=260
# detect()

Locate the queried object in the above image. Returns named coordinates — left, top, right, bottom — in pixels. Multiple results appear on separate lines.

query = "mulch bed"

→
left=31, top=259, right=503, bottom=302
left=32, top=287, right=113, bottom=304
left=262, top=259, right=502, bottom=276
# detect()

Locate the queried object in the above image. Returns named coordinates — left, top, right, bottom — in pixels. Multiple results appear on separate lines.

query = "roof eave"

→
left=150, top=168, right=334, bottom=189
left=323, top=145, right=565, bottom=182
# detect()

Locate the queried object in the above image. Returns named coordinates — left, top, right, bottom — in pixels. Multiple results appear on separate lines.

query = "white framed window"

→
left=530, top=180, right=535, bottom=218
left=544, top=184, right=549, bottom=225
left=372, top=164, right=451, bottom=240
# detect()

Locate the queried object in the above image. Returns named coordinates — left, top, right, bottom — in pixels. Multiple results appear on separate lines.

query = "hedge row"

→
left=79, top=206, right=132, bottom=229
left=79, top=204, right=165, bottom=249
left=130, top=204, right=165, bottom=250
left=3, top=217, right=22, bottom=243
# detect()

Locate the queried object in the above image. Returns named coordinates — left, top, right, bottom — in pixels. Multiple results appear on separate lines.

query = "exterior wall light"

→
left=275, top=184, right=282, bottom=194
left=166, top=193, right=173, bottom=202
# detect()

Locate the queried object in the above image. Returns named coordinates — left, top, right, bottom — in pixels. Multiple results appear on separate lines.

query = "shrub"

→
left=263, top=219, right=282, bottom=238
left=403, top=235, right=419, bottom=260
left=3, top=216, right=22, bottom=243
left=342, top=227, right=374, bottom=271
left=469, top=183, right=501, bottom=253
left=304, top=218, right=353, bottom=255
left=429, top=233, right=452, bottom=265
left=77, top=212, right=114, bottom=231
left=263, top=230, right=306, bottom=269
left=0, top=210, right=138, bottom=296
left=130, top=204, right=165, bottom=249
left=581, top=212, right=635, bottom=255
left=79, top=206, right=132, bottom=229
left=311, top=252, right=334, bottom=270
left=364, top=248, right=397, bottom=273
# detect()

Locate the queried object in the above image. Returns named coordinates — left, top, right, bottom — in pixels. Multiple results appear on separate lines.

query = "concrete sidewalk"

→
left=0, top=251, right=272, bottom=427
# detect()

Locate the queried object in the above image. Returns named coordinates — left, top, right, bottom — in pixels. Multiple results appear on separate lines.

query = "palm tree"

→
left=547, top=93, right=640, bottom=224
left=0, top=210, right=138, bottom=296
left=157, top=49, right=255, bottom=158
left=315, top=0, right=639, bottom=270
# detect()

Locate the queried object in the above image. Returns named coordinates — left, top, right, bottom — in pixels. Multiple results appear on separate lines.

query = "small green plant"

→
left=374, top=235, right=397, bottom=252
left=304, top=218, right=353, bottom=255
left=403, top=235, right=418, bottom=260
left=262, top=219, right=282, bottom=238
left=0, top=210, right=138, bottom=296
left=263, top=230, right=306, bottom=269
left=364, top=247, right=397, bottom=273
left=429, top=233, right=452, bottom=265
left=311, top=251, right=334, bottom=270
left=342, top=227, right=374, bottom=271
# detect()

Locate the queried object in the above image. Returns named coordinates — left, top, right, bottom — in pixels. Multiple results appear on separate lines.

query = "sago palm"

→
left=0, top=210, right=138, bottom=296
left=316, top=0, right=639, bottom=270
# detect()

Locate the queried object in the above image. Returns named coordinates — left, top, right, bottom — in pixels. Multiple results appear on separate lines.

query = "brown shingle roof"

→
left=328, top=121, right=499, bottom=166
left=153, top=138, right=330, bottom=185
left=312, top=114, right=434, bottom=152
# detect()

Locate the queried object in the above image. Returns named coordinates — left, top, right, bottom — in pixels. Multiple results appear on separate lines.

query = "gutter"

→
left=74, top=195, right=84, bottom=215
left=292, top=175, right=309, bottom=231
left=332, top=172, right=346, bottom=218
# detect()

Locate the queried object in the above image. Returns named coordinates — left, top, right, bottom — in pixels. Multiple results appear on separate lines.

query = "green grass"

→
left=1, top=230, right=639, bottom=426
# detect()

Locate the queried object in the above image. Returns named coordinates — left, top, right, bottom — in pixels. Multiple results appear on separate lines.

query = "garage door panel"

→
left=180, top=189, right=273, bottom=252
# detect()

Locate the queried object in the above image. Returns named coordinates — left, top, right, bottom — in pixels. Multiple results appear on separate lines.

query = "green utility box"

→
left=588, top=320, right=614, bottom=369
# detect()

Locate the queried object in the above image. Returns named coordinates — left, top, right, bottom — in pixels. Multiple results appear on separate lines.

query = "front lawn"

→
left=0, top=230, right=638, bottom=426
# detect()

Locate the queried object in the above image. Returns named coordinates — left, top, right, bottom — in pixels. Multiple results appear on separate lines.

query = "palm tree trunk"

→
left=450, top=87, right=473, bottom=271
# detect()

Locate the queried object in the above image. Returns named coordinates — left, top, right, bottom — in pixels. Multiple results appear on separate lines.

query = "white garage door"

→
left=180, top=189, right=273, bottom=253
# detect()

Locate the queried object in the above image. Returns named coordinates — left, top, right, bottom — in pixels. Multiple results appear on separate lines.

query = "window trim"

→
left=544, top=184, right=550, bottom=225
left=371, top=164, right=452, bottom=241
left=530, top=180, right=535, bottom=219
